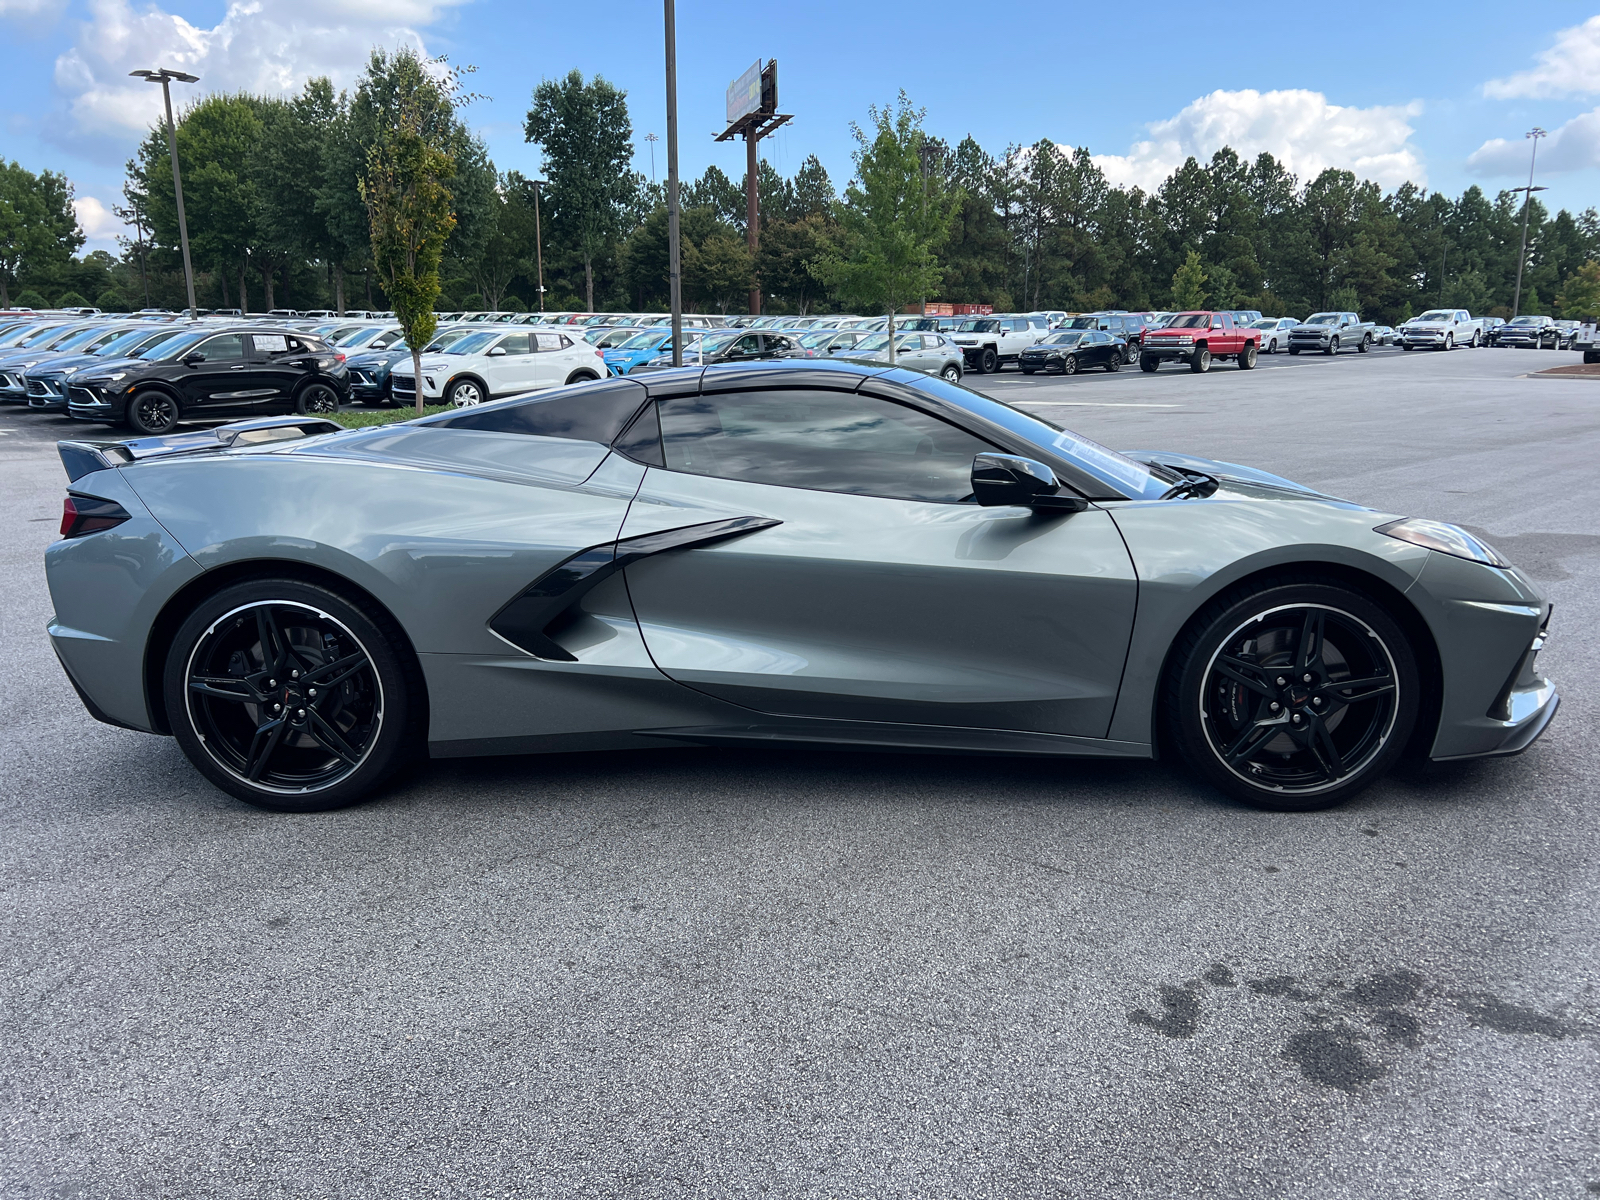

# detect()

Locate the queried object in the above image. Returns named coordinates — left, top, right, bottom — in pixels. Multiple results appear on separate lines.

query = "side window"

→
left=202, top=334, right=249, bottom=361
left=498, top=333, right=532, bottom=355
left=655, top=389, right=998, bottom=503
left=733, top=333, right=761, bottom=356
left=921, top=335, right=942, bottom=349
left=534, top=332, right=564, bottom=351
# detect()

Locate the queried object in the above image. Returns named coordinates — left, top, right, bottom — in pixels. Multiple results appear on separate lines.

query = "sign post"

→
left=716, top=60, right=790, bottom=316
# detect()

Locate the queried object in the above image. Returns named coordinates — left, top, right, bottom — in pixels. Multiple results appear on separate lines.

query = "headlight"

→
left=1376, top=518, right=1510, bottom=568
left=107, top=372, right=127, bottom=381
left=62, top=365, right=80, bottom=376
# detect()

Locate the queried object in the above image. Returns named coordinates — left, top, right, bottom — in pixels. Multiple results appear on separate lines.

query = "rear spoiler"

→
left=57, top=415, right=344, bottom=482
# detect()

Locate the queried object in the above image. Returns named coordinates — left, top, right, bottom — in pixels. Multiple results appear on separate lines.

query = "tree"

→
left=1556, top=260, right=1600, bottom=319
left=525, top=70, right=636, bottom=311
left=812, top=94, right=960, bottom=362
left=1171, top=249, right=1207, bottom=309
left=361, top=72, right=457, bottom=414
left=0, top=161, right=83, bottom=308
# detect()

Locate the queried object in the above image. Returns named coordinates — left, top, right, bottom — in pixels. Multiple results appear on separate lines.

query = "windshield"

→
left=145, top=331, right=210, bottom=360
left=1302, top=314, right=1340, bottom=326
left=1063, top=317, right=1100, bottom=330
left=956, top=319, right=1000, bottom=332
left=1165, top=314, right=1211, bottom=329
left=435, top=331, right=498, bottom=355
left=799, top=330, right=841, bottom=348
left=908, top=375, right=1167, bottom=500
left=1415, top=310, right=1454, bottom=322
left=29, top=325, right=94, bottom=349
left=619, top=331, right=665, bottom=349
left=1249, top=318, right=1278, bottom=329
left=1508, top=316, right=1543, bottom=326
left=129, top=331, right=189, bottom=359
left=334, top=327, right=384, bottom=347
left=696, top=332, right=742, bottom=354
left=92, top=328, right=162, bottom=357
left=1041, top=332, right=1087, bottom=345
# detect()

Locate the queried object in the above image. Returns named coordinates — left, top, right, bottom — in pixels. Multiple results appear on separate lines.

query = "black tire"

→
left=1167, top=580, right=1420, bottom=811
left=1267, top=338, right=1277, bottom=354
left=1402, top=344, right=1413, bottom=351
left=1238, top=342, right=1258, bottom=370
left=979, top=347, right=999, bottom=374
left=1438, top=333, right=1452, bottom=353
left=1585, top=350, right=1600, bottom=364
left=1139, top=356, right=1159, bottom=372
left=1021, top=367, right=1037, bottom=376
left=1061, top=354, right=1078, bottom=376
left=126, top=389, right=180, bottom=435
left=564, top=369, right=600, bottom=385
left=162, top=578, right=418, bottom=812
left=446, top=377, right=485, bottom=407
left=941, top=363, right=962, bottom=382
left=1357, top=335, right=1370, bottom=353
left=296, top=382, right=339, bottom=414
left=1124, top=342, right=1141, bottom=365
left=1103, top=353, right=1120, bottom=373
left=1288, top=346, right=1300, bottom=356
left=1190, top=349, right=1211, bottom=373
left=1469, top=331, right=1480, bottom=348
left=1325, top=337, right=1339, bottom=356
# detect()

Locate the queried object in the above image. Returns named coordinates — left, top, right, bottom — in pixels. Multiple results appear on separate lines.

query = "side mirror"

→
left=487, top=346, right=507, bottom=357
left=182, top=352, right=206, bottom=365
left=972, top=454, right=1087, bottom=511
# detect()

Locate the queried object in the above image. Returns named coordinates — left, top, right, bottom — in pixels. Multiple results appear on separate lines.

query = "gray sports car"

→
left=45, top=361, right=1557, bottom=814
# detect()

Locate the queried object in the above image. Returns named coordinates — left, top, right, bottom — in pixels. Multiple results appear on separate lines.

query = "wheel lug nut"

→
left=1303, top=673, right=1312, bottom=683
left=1292, top=714, right=1302, bottom=724
left=297, top=708, right=306, bottom=718
left=273, top=703, right=281, bottom=712
left=291, top=670, right=300, bottom=679
left=1269, top=702, right=1280, bottom=712
left=268, top=679, right=276, bottom=688
left=1313, top=697, right=1322, bottom=706
left=308, top=688, right=317, bottom=698
left=1276, top=677, right=1286, bottom=686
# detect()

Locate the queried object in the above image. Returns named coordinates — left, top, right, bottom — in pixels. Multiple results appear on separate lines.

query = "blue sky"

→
left=5, top=0, right=1600, bottom=251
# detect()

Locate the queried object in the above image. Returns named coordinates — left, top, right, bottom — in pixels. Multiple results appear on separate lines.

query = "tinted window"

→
left=199, top=334, right=248, bottom=361
left=497, top=333, right=533, bottom=355
left=427, top=379, right=647, bottom=443
left=655, top=389, right=997, bottom=503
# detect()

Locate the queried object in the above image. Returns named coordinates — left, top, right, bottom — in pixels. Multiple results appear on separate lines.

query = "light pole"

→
left=1511, top=127, right=1547, bottom=319
left=645, top=132, right=659, bottom=184
left=664, top=0, right=683, bottom=365
left=130, top=68, right=199, bottom=320
left=530, top=178, right=547, bottom=313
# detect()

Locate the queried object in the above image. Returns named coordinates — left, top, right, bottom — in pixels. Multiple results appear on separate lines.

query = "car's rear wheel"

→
left=1167, top=581, right=1419, bottom=811
left=1190, top=349, right=1211, bottom=373
left=1104, top=352, right=1120, bottom=372
left=564, top=369, right=600, bottom=385
left=1124, top=342, right=1141, bottom=365
left=941, top=363, right=962, bottom=382
left=1238, top=342, right=1258, bottom=370
left=296, top=382, right=339, bottom=414
left=126, top=390, right=179, bottom=435
left=163, top=579, right=416, bottom=812
left=1358, top=335, right=1370, bottom=353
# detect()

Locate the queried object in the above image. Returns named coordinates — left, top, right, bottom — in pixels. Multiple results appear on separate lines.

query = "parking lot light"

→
left=130, top=68, right=200, bottom=322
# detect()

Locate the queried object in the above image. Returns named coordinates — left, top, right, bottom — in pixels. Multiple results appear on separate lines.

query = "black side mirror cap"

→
left=972, top=453, right=1088, bottom=511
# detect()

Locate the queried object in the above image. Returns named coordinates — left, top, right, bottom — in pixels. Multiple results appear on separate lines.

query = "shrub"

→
left=14, top=290, right=48, bottom=309
left=55, top=291, right=91, bottom=309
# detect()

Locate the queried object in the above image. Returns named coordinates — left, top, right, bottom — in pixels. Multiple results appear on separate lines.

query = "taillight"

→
left=335, top=351, right=346, bottom=363
left=61, top=494, right=131, bottom=538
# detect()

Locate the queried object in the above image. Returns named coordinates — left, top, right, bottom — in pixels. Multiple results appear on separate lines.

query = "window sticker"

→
left=253, top=334, right=288, bottom=353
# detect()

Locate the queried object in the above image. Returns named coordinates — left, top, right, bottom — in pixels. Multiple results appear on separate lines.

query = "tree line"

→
left=5, top=55, right=1600, bottom=323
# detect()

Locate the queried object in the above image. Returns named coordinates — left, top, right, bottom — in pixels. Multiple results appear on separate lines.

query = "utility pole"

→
left=716, top=60, right=790, bottom=316
left=665, top=0, right=683, bottom=364
left=1511, top=127, right=1547, bottom=319
left=531, top=178, right=546, bottom=313
left=130, top=68, right=199, bottom=320
left=919, top=140, right=937, bottom=315
left=645, top=133, right=659, bottom=184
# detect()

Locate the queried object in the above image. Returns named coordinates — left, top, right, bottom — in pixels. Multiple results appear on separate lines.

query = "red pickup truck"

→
left=1140, top=311, right=1261, bottom=373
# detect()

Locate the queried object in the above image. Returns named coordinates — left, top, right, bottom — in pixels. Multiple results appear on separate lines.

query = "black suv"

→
left=69, top=327, right=350, bottom=433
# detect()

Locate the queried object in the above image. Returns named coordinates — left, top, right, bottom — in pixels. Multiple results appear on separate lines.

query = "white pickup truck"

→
left=1398, top=309, right=1484, bottom=351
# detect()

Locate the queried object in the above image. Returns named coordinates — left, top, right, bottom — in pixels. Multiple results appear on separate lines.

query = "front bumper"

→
left=1141, top=342, right=1198, bottom=360
left=26, top=377, right=69, bottom=411
left=66, top=382, right=125, bottom=424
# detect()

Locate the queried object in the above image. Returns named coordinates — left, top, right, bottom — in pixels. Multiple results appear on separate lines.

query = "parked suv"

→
left=346, top=326, right=475, bottom=406
left=1495, top=315, right=1562, bottom=349
left=1288, top=312, right=1374, bottom=355
left=69, top=327, right=350, bottom=433
left=950, top=316, right=1044, bottom=374
left=24, top=325, right=187, bottom=412
left=391, top=327, right=606, bottom=406
left=1139, top=311, right=1261, bottom=372
left=1398, top=309, right=1483, bottom=351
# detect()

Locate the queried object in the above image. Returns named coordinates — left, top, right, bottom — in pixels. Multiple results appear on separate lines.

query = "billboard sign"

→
left=726, top=61, right=762, bottom=125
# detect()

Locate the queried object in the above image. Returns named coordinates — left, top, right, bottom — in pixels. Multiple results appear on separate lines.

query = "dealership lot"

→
left=2, top=347, right=1597, bottom=1198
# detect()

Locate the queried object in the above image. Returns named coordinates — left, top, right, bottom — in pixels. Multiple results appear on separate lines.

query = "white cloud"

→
left=73, top=193, right=126, bottom=249
left=1092, top=89, right=1426, bottom=193
left=0, top=0, right=67, bottom=32
left=1484, top=16, right=1600, bottom=100
left=1466, top=109, right=1600, bottom=177
left=53, top=0, right=461, bottom=140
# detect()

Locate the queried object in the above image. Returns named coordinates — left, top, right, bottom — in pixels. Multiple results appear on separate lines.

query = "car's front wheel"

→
left=1167, top=581, right=1419, bottom=811
left=163, top=579, right=417, bottom=812
left=1139, top=356, right=1159, bottom=372
left=979, top=347, right=999, bottom=374
left=1190, top=349, right=1211, bottom=373
left=446, top=378, right=484, bottom=407
left=1061, top=354, right=1078, bottom=375
left=126, top=389, right=179, bottom=435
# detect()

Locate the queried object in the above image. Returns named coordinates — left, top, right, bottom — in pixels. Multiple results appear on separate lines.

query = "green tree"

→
left=361, top=79, right=457, bottom=414
left=0, top=160, right=84, bottom=308
left=812, top=94, right=960, bottom=362
left=1556, top=260, right=1600, bottom=319
left=686, top=231, right=753, bottom=313
left=524, top=70, right=636, bottom=311
left=1171, top=249, right=1208, bottom=309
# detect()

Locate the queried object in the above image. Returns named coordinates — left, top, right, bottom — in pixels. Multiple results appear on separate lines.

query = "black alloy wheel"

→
left=979, top=347, right=999, bottom=374
left=126, top=390, right=179, bottom=435
left=1169, top=583, right=1419, bottom=811
left=297, top=383, right=339, bottom=414
left=1103, top=352, right=1120, bottom=373
left=164, top=580, right=415, bottom=811
left=1061, top=354, right=1078, bottom=375
left=941, top=363, right=962, bottom=382
left=1190, top=349, right=1211, bottom=373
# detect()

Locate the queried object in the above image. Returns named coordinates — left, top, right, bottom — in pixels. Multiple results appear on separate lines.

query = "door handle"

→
left=230, top=365, right=247, bottom=370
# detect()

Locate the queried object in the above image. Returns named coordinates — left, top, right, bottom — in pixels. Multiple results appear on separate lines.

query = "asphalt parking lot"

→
left=2, top=344, right=1597, bottom=1199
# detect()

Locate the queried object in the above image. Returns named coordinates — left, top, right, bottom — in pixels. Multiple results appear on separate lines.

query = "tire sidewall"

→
left=162, top=578, right=414, bottom=812
left=127, top=390, right=179, bottom=434
left=1169, top=581, right=1420, bottom=811
left=297, top=383, right=338, bottom=415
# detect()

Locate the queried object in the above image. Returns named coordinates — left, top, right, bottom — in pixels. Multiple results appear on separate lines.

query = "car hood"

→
left=1403, top=322, right=1451, bottom=330
left=1120, top=449, right=1357, bottom=503
left=27, top=351, right=112, bottom=376
left=347, top=349, right=408, bottom=366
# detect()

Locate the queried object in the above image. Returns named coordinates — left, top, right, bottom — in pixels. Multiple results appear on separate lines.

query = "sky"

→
left=5, top=0, right=1600, bottom=254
